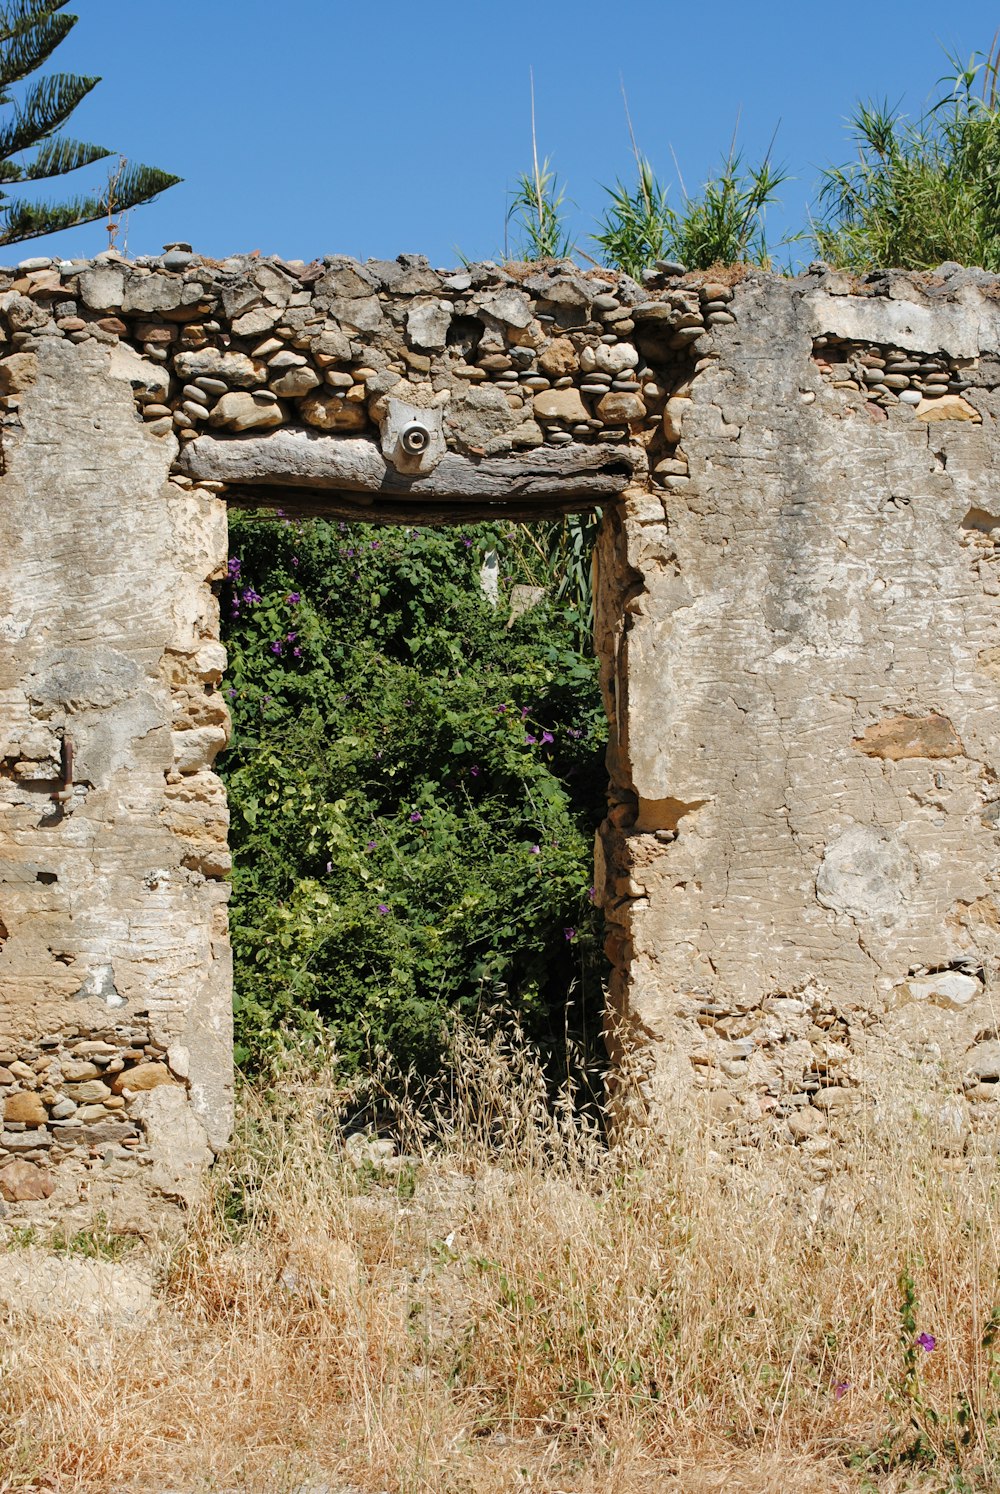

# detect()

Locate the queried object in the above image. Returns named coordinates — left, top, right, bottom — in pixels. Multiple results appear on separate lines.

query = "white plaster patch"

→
left=815, top=825, right=916, bottom=928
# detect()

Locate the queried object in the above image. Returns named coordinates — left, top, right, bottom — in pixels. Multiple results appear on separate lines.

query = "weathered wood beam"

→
left=177, top=428, right=637, bottom=505
left=224, top=486, right=602, bottom=525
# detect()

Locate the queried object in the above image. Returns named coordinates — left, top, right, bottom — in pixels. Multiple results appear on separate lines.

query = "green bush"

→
left=221, top=514, right=608, bottom=1078
left=814, top=47, right=1000, bottom=272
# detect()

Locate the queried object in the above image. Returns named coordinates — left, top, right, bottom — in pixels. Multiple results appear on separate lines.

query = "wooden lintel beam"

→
left=224, top=485, right=605, bottom=526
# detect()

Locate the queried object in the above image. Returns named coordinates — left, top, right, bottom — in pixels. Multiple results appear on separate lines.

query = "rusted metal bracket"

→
left=53, top=735, right=74, bottom=803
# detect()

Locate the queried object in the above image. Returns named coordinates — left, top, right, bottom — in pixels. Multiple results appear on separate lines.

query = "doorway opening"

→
left=219, top=502, right=611, bottom=1104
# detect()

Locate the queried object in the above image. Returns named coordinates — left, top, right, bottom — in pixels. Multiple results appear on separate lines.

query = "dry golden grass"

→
left=2, top=1025, right=1000, bottom=1493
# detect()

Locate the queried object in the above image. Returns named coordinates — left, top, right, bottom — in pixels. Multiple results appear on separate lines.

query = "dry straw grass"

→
left=2, top=1023, right=1000, bottom=1492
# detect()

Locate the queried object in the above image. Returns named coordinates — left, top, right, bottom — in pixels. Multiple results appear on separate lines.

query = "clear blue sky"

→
left=11, top=0, right=1000, bottom=269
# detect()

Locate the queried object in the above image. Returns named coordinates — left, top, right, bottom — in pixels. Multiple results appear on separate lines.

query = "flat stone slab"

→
left=0, top=1248, right=155, bottom=1324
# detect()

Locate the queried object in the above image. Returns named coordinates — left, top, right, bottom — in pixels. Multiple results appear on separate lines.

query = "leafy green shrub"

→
left=221, top=514, right=608, bottom=1078
left=595, top=145, right=791, bottom=277
left=507, top=156, right=574, bottom=261
left=814, top=45, right=1000, bottom=272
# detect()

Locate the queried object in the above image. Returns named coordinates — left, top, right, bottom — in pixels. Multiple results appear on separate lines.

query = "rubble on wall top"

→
left=1, top=244, right=998, bottom=511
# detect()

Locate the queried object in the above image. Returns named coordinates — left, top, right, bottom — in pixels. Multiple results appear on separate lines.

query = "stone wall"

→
left=1, top=244, right=998, bottom=1210
left=598, top=264, right=1000, bottom=1169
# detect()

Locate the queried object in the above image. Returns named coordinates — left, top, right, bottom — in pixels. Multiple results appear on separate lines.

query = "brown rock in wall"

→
left=853, top=714, right=964, bottom=760
left=0, top=1159, right=54, bottom=1201
left=4, top=1091, right=47, bottom=1126
left=111, top=1062, right=178, bottom=1095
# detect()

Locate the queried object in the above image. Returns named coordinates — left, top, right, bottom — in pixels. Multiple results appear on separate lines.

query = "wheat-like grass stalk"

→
left=2, top=1023, right=999, bottom=1491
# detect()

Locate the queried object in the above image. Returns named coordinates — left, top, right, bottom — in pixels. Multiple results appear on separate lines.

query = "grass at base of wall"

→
left=3, top=1027, right=1000, bottom=1493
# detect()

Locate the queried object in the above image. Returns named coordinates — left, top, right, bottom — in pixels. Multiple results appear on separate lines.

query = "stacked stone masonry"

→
left=1, top=244, right=999, bottom=1210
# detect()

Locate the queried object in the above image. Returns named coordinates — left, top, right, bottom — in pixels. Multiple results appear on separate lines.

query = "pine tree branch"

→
left=0, top=71, right=99, bottom=158
left=0, top=163, right=180, bottom=245
left=21, top=133, right=108, bottom=179
left=0, top=0, right=67, bottom=49
left=0, top=1, right=179, bottom=246
left=0, top=189, right=108, bottom=241
left=0, top=9, right=72, bottom=94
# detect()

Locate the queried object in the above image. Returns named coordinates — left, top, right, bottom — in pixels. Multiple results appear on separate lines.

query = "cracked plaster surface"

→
left=0, top=337, right=232, bottom=1157
left=599, top=274, right=1000, bottom=1123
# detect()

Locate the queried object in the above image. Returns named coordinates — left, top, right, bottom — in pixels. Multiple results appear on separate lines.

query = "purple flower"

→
left=529, top=845, right=540, bottom=855
left=834, top=1381, right=850, bottom=1400
left=917, top=1333, right=936, bottom=1353
left=286, top=631, right=297, bottom=642
left=409, top=811, right=422, bottom=823
left=292, top=647, right=302, bottom=657
left=226, top=687, right=237, bottom=699
left=461, top=536, right=472, bottom=548
left=227, top=556, right=242, bottom=579
left=275, top=507, right=286, bottom=517
left=366, top=839, right=377, bottom=851
left=564, top=927, right=577, bottom=942
left=291, top=556, right=299, bottom=566
left=521, top=706, right=530, bottom=720
left=377, top=903, right=389, bottom=915
left=524, top=734, right=537, bottom=745
left=242, top=587, right=262, bottom=605
left=269, top=641, right=283, bottom=656
left=326, top=861, right=333, bottom=873
left=540, top=730, right=554, bottom=745
left=286, top=592, right=301, bottom=605
left=470, top=765, right=480, bottom=777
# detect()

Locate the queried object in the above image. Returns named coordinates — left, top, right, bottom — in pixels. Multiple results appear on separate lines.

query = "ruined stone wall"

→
left=1, top=243, right=998, bottom=1210
left=599, top=264, right=1000, bottom=1168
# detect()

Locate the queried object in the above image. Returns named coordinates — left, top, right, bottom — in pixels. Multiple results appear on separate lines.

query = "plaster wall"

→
left=0, top=331, right=232, bottom=1213
left=599, top=271, right=1000, bottom=1157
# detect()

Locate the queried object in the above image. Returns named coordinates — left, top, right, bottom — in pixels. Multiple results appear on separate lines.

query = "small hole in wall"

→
left=911, top=961, right=985, bottom=983
left=36, top=871, right=57, bottom=885
left=961, top=506, right=1000, bottom=534
left=49, top=949, right=73, bottom=965
left=0, top=917, right=7, bottom=943
left=445, top=316, right=483, bottom=358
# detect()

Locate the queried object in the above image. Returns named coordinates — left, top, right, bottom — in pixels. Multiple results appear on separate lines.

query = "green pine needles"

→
left=0, top=0, right=179, bottom=247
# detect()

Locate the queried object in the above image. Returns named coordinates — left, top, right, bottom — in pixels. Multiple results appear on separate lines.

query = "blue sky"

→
left=9, top=0, right=1000, bottom=269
